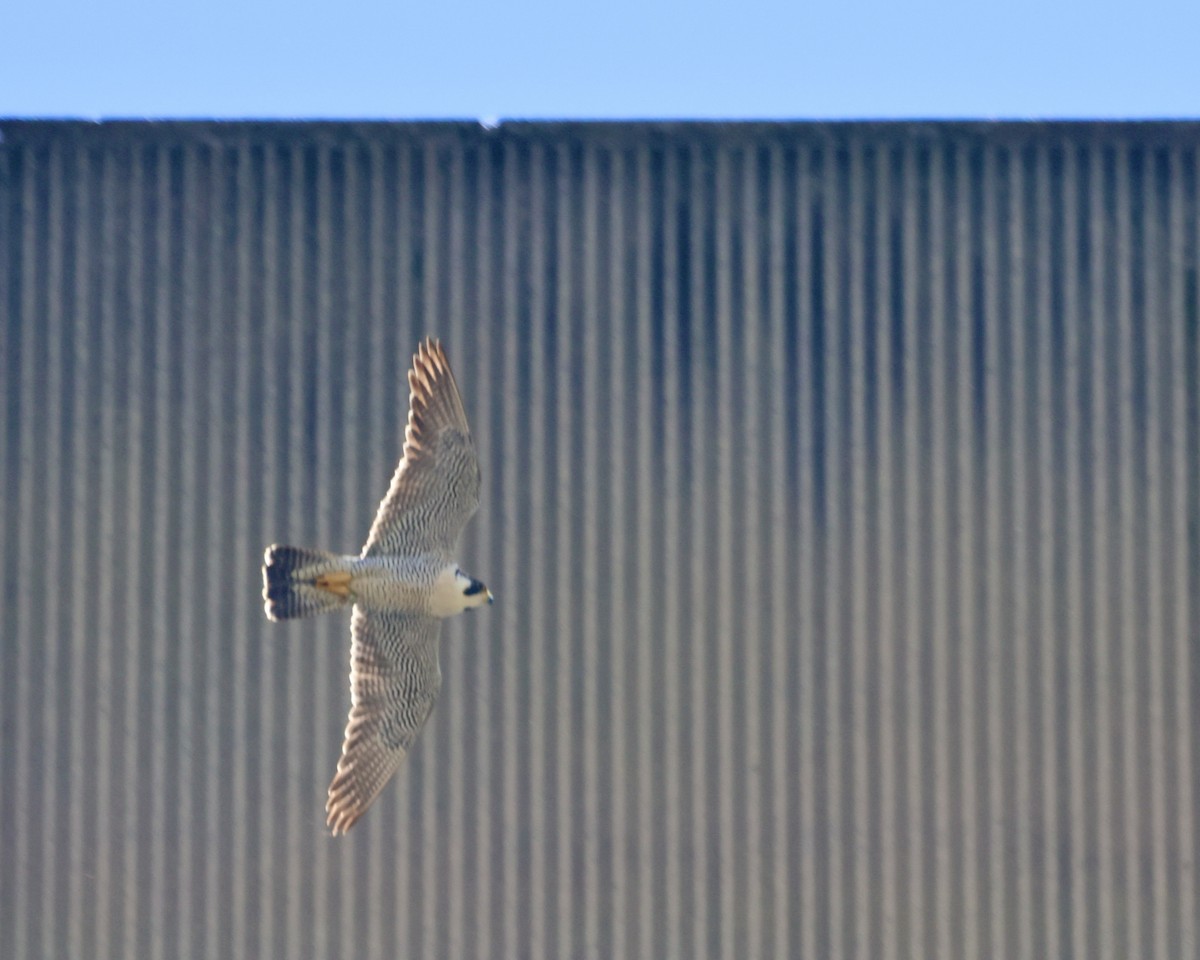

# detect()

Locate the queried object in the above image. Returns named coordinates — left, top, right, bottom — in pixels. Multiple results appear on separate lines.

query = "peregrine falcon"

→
left=262, top=338, right=492, bottom=835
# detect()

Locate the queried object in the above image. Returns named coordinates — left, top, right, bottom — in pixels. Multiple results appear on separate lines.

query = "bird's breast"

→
left=348, top=558, right=439, bottom=614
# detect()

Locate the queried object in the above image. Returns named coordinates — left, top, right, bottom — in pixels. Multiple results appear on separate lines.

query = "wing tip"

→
left=326, top=803, right=363, bottom=836
left=324, top=724, right=395, bottom=836
left=416, top=337, right=450, bottom=381
left=408, top=338, right=445, bottom=405
left=405, top=336, right=468, bottom=441
left=326, top=767, right=362, bottom=835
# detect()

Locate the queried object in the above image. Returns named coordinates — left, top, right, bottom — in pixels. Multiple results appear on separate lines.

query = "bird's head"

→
left=456, top=568, right=494, bottom=609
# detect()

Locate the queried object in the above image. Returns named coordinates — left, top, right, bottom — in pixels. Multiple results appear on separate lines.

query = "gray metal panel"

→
left=1, top=121, right=1198, bottom=960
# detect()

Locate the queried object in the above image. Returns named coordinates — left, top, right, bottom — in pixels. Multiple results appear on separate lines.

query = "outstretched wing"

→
left=361, top=338, right=481, bottom=559
left=326, top=607, right=443, bottom=835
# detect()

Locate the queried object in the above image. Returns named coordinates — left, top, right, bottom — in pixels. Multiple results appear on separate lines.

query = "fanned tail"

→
left=262, top=545, right=354, bottom=621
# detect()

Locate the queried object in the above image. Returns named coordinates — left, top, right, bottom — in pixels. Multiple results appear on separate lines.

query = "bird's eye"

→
left=464, top=579, right=486, bottom=596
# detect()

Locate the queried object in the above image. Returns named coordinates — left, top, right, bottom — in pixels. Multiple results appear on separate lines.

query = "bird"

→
left=262, top=338, right=492, bottom=835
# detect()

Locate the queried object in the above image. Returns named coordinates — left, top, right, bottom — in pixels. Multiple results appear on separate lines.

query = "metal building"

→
left=1, top=120, right=1198, bottom=960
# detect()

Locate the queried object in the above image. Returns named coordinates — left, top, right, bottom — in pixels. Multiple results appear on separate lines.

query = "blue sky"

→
left=4, top=0, right=1198, bottom=119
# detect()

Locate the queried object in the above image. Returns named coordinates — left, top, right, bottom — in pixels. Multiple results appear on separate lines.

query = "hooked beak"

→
left=487, top=590, right=494, bottom=605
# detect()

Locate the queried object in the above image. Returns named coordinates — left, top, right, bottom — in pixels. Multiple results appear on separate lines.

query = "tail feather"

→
left=262, top=545, right=353, bottom=621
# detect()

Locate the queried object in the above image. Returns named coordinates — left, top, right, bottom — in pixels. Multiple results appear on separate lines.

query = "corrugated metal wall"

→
left=1, top=121, right=1198, bottom=960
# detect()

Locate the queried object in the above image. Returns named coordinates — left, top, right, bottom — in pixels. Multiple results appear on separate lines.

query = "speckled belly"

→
left=348, top=557, right=438, bottom=614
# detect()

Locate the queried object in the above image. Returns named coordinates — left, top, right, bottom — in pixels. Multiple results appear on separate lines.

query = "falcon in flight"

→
left=262, top=338, right=491, bottom=835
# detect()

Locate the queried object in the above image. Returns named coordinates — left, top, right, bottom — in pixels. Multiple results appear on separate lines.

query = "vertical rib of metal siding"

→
left=124, top=139, right=146, bottom=960
left=713, top=143, right=736, bottom=960
left=1062, top=142, right=1089, bottom=960
left=256, top=140, right=280, bottom=960
left=21, top=142, right=46, bottom=960
left=10, top=141, right=39, bottom=960
left=500, top=136, right=523, bottom=960
left=580, top=138, right=604, bottom=960
left=94, top=143, right=119, bottom=960
left=899, top=140, right=927, bottom=960
left=608, top=141, right=627, bottom=955
left=529, top=138, right=552, bottom=960
left=631, top=143, right=655, bottom=960
left=685, top=140, right=710, bottom=959
left=1032, top=142, right=1060, bottom=960
left=1008, top=143, right=1034, bottom=960
left=1172, top=145, right=1198, bottom=960
left=1144, top=142, right=1169, bottom=960
left=144, top=142, right=164, bottom=960
left=1169, top=146, right=1198, bottom=960
left=0, top=136, right=8, bottom=958
left=228, top=139, right=251, bottom=958
left=981, top=142, right=1007, bottom=960
left=874, top=141, right=901, bottom=960
left=203, top=141, right=227, bottom=960
left=741, top=143, right=765, bottom=960
left=607, top=144, right=630, bottom=960
left=820, top=137, right=846, bottom=960
left=0, top=134, right=15, bottom=960
left=234, top=139, right=258, bottom=960
left=954, top=141, right=982, bottom=960
left=1089, top=141, right=1118, bottom=960
left=659, top=142, right=685, bottom=960
left=550, top=138, right=576, bottom=960
left=472, top=137, right=496, bottom=960
left=173, top=142, right=196, bottom=959
left=796, top=140, right=820, bottom=960
left=69, top=138, right=91, bottom=955
left=36, top=142, right=60, bottom=960
left=1114, top=143, right=1142, bottom=960
left=845, top=139, right=870, bottom=960
left=627, top=144, right=645, bottom=960
left=927, top=141, right=954, bottom=960
left=765, top=142, right=793, bottom=960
